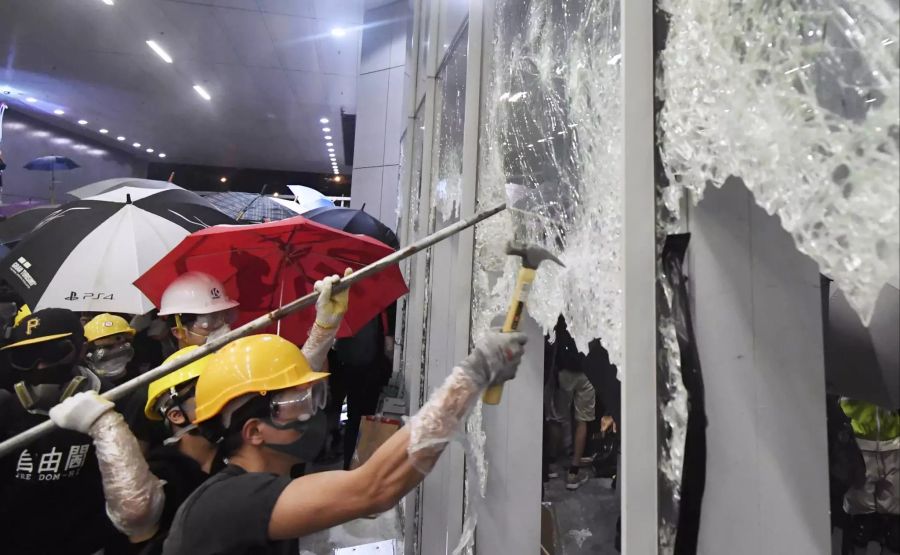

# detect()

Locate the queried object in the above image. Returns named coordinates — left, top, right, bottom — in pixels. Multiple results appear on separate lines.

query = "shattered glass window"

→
left=472, top=0, right=624, bottom=367
left=658, top=0, right=900, bottom=324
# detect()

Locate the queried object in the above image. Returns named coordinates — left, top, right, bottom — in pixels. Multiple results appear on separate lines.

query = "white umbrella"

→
left=1, top=186, right=234, bottom=314
left=287, top=185, right=334, bottom=213
left=67, top=178, right=181, bottom=200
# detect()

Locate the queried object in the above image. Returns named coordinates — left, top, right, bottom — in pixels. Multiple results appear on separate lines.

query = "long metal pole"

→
left=0, top=203, right=507, bottom=458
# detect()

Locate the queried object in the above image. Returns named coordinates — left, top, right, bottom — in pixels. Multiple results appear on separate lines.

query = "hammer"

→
left=483, top=241, right=564, bottom=405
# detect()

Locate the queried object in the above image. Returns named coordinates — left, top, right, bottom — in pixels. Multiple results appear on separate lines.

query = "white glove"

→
left=458, top=331, right=528, bottom=387
left=314, top=268, right=352, bottom=329
left=49, top=391, right=115, bottom=434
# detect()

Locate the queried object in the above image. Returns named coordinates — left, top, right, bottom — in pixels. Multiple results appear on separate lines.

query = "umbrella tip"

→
left=126, top=193, right=133, bottom=204
left=360, top=203, right=366, bottom=212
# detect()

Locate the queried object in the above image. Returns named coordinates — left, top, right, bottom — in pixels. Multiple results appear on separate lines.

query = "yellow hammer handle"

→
left=483, top=267, right=536, bottom=405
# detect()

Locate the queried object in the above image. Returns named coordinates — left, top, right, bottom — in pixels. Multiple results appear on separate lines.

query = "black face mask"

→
left=263, top=411, right=327, bottom=462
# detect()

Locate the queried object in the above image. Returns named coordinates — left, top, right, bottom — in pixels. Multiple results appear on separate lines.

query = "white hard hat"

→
left=157, top=272, right=239, bottom=316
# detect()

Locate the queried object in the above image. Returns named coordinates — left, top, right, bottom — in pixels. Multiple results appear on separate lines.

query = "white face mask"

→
left=206, top=324, right=232, bottom=342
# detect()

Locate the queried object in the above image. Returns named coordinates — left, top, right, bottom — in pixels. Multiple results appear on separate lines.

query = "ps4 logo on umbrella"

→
left=64, top=292, right=115, bottom=301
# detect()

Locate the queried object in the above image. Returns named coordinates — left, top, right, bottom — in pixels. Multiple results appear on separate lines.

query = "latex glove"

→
left=314, top=268, right=352, bottom=329
left=458, top=331, right=528, bottom=387
left=49, top=391, right=115, bottom=434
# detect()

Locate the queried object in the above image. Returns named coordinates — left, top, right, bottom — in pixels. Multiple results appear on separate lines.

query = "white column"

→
left=621, top=0, right=659, bottom=552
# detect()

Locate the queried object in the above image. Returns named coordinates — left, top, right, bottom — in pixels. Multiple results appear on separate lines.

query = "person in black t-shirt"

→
left=0, top=308, right=120, bottom=554
left=48, top=345, right=222, bottom=554
left=162, top=276, right=528, bottom=555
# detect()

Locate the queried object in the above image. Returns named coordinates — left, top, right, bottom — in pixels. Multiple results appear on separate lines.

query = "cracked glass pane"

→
left=472, top=0, right=624, bottom=368
left=658, top=0, right=900, bottom=324
left=463, top=1, right=624, bottom=553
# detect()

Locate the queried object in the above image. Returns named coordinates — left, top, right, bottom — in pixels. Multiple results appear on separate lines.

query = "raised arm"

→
left=50, top=391, right=166, bottom=542
left=268, top=331, right=527, bottom=539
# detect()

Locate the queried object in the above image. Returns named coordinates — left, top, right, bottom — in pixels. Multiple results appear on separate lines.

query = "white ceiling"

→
left=0, top=0, right=375, bottom=173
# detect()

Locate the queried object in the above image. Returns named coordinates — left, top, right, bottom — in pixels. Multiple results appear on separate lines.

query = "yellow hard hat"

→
left=14, top=304, right=31, bottom=327
left=193, top=334, right=328, bottom=425
left=84, top=313, right=136, bottom=343
left=145, top=345, right=212, bottom=420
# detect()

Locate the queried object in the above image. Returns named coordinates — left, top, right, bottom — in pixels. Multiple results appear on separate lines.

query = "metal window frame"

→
left=621, top=0, right=659, bottom=553
left=396, top=0, right=661, bottom=551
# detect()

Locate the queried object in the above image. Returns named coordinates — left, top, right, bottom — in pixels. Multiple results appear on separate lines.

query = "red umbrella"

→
left=133, top=216, right=408, bottom=344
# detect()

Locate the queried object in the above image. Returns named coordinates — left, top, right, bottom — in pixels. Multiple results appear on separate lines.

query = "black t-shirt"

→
left=162, top=464, right=294, bottom=555
left=0, top=410, right=119, bottom=554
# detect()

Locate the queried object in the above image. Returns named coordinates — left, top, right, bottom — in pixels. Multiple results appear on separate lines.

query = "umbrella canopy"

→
left=68, top=177, right=180, bottom=200
left=0, top=200, right=51, bottom=218
left=201, top=191, right=299, bottom=222
left=269, top=196, right=309, bottom=216
left=0, top=205, right=60, bottom=245
left=23, top=155, right=79, bottom=171
left=0, top=186, right=235, bottom=314
left=304, top=206, right=399, bottom=249
left=134, top=216, right=408, bottom=344
left=288, top=185, right=334, bottom=213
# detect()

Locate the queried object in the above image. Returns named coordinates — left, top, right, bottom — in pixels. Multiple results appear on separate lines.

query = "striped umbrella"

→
left=0, top=186, right=235, bottom=314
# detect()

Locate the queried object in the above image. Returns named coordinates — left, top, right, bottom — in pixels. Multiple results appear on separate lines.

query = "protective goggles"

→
left=7, top=339, right=77, bottom=371
left=194, top=310, right=236, bottom=331
left=87, top=342, right=134, bottom=365
left=267, top=382, right=328, bottom=428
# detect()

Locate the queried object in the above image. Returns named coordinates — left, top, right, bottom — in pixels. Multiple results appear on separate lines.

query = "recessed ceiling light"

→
left=220, top=177, right=228, bottom=183
left=324, top=135, right=332, bottom=140
left=26, top=97, right=37, bottom=103
left=334, top=176, right=343, bottom=183
left=322, top=127, right=331, bottom=132
left=78, top=119, right=88, bottom=125
left=327, top=148, right=334, bottom=152
left=193, top=85, right=211, bottom=101
left=146, top=40, right=173, bottom=64
left=326, top=142, right=333, bottom=147
left=53, top=109, right=65, bottom=115
left=116, top=136, right=125, bottom=141
left=319, top=117, right=329, bottom=124
left=146, top=148, right=154, bottom=153
left=99, top=128, right=109, bottom=134
left=330, top=27, right=347, bottom=38
left=132, top=142, right=141, bottom=148
left=158, top=153, right=166, bottom=158
left=101, top=0, right=114, bottom=5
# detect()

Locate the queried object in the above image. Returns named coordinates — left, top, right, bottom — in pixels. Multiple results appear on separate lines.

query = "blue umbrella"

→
left=304, top=206, right=399, bottom=248
left=23, top=155, right=80, bottom=204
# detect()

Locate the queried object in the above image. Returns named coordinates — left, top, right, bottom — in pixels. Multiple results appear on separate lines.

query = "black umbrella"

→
left=0, top=185, right=235, bottom=314
left=0, top=205, right=60, bottom=245
left=23, top=156, right=80, bottom=203
left=303, top=206, right=399, bottom=248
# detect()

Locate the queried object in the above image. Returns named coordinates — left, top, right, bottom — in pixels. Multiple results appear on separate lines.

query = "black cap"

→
left=2, top=308, right=85, bottom=351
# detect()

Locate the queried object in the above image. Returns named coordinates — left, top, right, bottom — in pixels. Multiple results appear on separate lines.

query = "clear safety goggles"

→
left=193, top=310, right=236, bottom=331
left=268, top=382, right=328, bottom=428
left=87, top=342, right=134, bottom=364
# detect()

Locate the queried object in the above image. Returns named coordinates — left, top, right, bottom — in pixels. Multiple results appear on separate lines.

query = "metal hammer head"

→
left=505, top=241, right=565, bottom=270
